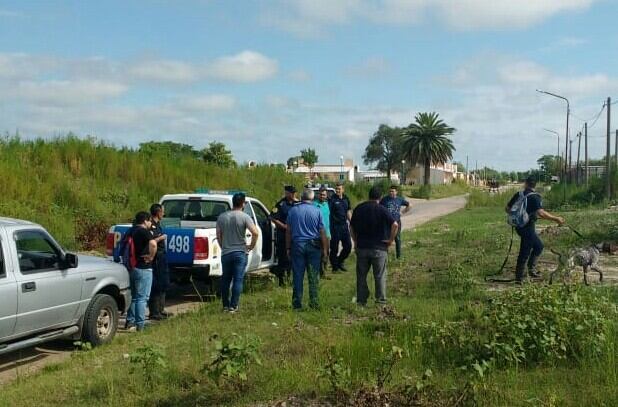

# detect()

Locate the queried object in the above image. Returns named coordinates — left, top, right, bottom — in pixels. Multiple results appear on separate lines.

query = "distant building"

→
left=404, top=162, right=459, bottom=185
left=289, top=158, right=400, bottom=184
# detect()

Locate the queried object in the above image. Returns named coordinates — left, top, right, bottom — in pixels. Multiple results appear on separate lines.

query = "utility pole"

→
left=569, top=139, right=574, bottom=181
left=607, top=97, right=611, bottom=199
left=615, top=129, right=618, bottom=172
left=575, top=132, right=582, bottom=185
left=475, top=160, right=478, bottom=186
left=585, top=122, right=589, bottom=186
left=466, top=155, right=469, bottom=185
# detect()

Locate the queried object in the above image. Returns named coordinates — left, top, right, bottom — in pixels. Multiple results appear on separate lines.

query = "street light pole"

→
left=339, top=155, right=344, bottom=182
left=543, top=128, right=560, bottom=181
left=401, top=160, right=406, bottom=185
left=537, top=89, right=570, bottom=183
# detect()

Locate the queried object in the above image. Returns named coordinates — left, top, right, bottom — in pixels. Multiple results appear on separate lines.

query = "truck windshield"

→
left=162, top=200, right=230, bottom=222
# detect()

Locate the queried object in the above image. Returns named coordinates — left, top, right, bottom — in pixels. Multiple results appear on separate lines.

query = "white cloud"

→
left=346, top=56, right=391, bottom=78
left=128, top=59, right=199, bottom=83
left=176, top=95, right=237, bottom=111
left=6, top=79, right=128, bottom=106
left=261, top=0, right=599, bottom=36
left=205, top=50, right=278, bottom=83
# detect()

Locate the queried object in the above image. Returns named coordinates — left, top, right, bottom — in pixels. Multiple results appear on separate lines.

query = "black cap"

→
left=284, top=185, right=296, bottom=193
left=525, top=175, right=537, bottom=187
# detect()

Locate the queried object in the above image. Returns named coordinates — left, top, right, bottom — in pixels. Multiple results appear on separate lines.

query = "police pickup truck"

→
left=106, top=190, right=276, bottom=282
left=0, top=217, right=130, bottom=355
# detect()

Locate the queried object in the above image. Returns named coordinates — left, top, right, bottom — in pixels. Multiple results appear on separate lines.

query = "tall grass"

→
left=405, top=180, right=470, bottom=200
left=0, top=135, right=303, bottom=250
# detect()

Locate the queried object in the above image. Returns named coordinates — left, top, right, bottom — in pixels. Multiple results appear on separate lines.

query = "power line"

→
left=586, top=102, right=606, bottom=130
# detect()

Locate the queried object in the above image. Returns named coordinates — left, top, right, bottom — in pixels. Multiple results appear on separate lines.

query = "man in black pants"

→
left=148, top=203, right=171, bottom=320
left=506, top=177, right=564, bottom=283
left=271, top=186, right=298, bottom=285
left=329, top=183, right=352, bottom=272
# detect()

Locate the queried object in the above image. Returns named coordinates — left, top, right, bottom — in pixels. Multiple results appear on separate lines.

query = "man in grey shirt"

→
left=216, top=193, right=259, bottom=312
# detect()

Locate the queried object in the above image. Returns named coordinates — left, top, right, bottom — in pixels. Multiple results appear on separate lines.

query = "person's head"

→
left=389, top=185, right=398, bottom=198
left=133, top=211, right=152, bottom=227
left=318, top=187, right=328, bottom=202
left=232, top=192, right=246, bottom=209
left=335, top=183, right=344, bottom=197
left=301, top=188, right=315, bottom=202
left=284, top=185, right=297, bottom=200
left=150, top=203, right=164, bottom=220
left=369, top=185, right=382, bottom=201
left=524, top=176, right=537, bottom=189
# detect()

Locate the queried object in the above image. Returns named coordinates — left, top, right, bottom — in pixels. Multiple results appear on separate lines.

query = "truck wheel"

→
left=82, top=294, right=118, bottom=346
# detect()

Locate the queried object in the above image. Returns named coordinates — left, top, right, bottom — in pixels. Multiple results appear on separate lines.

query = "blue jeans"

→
left=291, top=240, right=322, bottom=309
left=220, top=251, right=248, bottom=309
left=516, top=224, right=544, bottom=280
left=126, top=268, right=153, bottom=329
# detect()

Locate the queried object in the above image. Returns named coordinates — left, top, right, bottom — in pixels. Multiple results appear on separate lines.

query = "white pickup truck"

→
left=0, top=217, right=130, bottom=355
left=107, top=191, right=276, bottom=283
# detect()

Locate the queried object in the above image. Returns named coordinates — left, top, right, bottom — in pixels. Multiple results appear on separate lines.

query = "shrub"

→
left=419, top=285, right=617, bottom=370
left=129, top=345, right=168, bottom=386
left=203, top=333, right=262, bottom=387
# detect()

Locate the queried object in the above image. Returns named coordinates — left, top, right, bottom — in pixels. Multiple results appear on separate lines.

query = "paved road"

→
left=0, top=195, right=467, bottom=386
left=400, top=194, right=468, bottom=230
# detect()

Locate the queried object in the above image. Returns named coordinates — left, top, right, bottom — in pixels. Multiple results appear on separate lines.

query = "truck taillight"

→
left=194, top=237, right=209, bottom=260
left=105, top=232, right=115, bottom=256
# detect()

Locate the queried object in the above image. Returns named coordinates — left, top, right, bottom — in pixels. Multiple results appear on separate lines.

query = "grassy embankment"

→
left=0, top=136, right=374, bottom=251
left=402, top=180, right=470, bottom=200
left=1, top=188, right=617, bottom=406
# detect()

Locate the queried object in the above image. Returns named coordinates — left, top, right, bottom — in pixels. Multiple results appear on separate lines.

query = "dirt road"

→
left=0, top=195, right=467, bottom=386
left=400, top=194, right=468, bottom=230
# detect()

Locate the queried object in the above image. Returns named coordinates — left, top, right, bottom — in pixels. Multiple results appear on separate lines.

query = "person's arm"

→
left=272, top=218, right=287, bottom=229
left=247, top=221, right=260, bottom=251
left=350, top=224, right=357, bottom=247
left=383, top=222, right=399, bottom=247
left=345, top=197, right=352, bottom=222
left=320, top=228, right=328, bottom=258
left=286, top=221, right=292, bottom=255
left=537, top=209, right=565, bottom=225
left=216, top=224, right=223, bottom=246
left=147, top=239, right=157, bottom=262
left=402, top=199, right=411, bottom=214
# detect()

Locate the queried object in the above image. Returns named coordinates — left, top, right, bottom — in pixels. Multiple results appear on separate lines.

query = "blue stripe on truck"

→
left=111, top=226, right=196, bottom=266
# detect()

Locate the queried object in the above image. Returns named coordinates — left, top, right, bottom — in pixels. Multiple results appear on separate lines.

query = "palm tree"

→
left=401, top=112, right=456, bottom=185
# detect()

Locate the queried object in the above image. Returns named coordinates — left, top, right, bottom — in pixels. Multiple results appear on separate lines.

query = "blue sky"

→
left=1, top=0, right=617, bottom=170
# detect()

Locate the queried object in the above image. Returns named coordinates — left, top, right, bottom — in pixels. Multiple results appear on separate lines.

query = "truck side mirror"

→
left=63, top=252, right=79, bottom=269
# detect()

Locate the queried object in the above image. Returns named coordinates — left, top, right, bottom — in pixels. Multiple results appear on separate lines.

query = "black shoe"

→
left=528, top=269, right=542, bottom=279
left=338, top=264, right=348, bottom=272
left=149, top=313, right=165, bottom=321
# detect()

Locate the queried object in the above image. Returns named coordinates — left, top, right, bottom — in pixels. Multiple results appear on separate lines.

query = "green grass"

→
left=1, top=205, right=617, bottom=406
left=0, top=136, right=376, bottom=251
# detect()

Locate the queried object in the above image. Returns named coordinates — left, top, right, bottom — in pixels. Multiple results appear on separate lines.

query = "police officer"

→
left=271, top=185, right=298, bottom=285
left=329, top=183, right=352, bottom=272
left=148, top=203, right=171, bottom=320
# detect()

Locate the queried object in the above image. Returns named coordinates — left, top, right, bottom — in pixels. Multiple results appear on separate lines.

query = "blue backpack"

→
left=507, top=191, right=538, bottom=228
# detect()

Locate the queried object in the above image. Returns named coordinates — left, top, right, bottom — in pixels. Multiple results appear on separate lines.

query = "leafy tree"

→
left=362, top=124, right=403, bottom=180
left=537, top=155, right=562, bottom=181
left=287, top=156, right=301, bottom=168
left=202, top=141, right=236, bottom=168
left=300, top=148, right=318, bottom=177
left=139, top=141, right=199, bottom=159
left=401, top=112, right=456, bottom=185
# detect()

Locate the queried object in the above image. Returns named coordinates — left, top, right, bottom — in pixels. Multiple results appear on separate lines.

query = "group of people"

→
left=215, top=183, right=411, bottom=311
left=122, top=177, right=561, bottom=323
left=121, top=204, right=173, bottom=332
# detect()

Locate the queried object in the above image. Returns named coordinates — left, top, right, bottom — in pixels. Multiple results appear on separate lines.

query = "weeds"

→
left=203, top=333, right=262, bottom=387
left=129, top=345, right=168, bottom=386
left=317, top=350, right=352, bottom=399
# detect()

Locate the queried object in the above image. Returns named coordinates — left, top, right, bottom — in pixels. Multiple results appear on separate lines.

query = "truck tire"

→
left=82, top=294, right=119, bottom=346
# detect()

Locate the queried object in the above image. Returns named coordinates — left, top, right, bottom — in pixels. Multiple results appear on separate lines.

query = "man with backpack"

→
left=124, top=211, right=158, bottom=331
left=506, top=176, right=564, bottom=283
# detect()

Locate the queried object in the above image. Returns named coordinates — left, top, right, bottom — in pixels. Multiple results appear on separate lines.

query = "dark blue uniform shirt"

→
left=329, top=194, right=351, bottom=226
left=272, top=198, right=296, bottom=226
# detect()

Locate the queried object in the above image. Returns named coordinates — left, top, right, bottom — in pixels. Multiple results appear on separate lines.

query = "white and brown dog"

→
left=550, top=245, right=603, bottom=285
